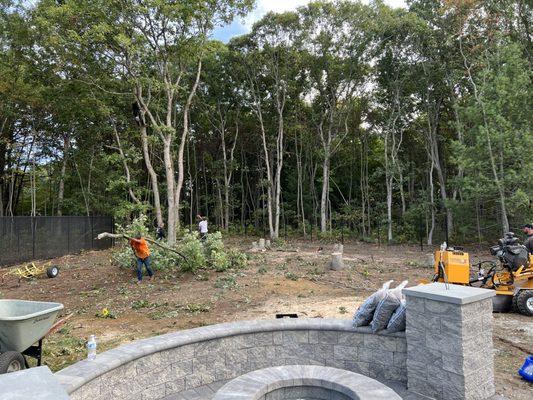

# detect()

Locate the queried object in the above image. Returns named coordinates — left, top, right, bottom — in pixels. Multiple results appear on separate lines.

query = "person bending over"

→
left=156, top=223, right=165, bottom=240
left=130, top=233, right=154, bottom=283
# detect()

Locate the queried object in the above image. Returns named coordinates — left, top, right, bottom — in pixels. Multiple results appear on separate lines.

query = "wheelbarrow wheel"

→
left=46, top=266, right=59, bottom=278
left=0, top=351, right=25, bottom=374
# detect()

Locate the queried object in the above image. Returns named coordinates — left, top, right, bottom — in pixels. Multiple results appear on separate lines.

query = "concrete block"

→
left=0, top=366, right=71, bottom=400
left=333, top=345, right=358, bottom=360
left=282, top=330, right=309, bottom=344
left=141, top=383, right=166, bottom=400
left=337, top=332, right=364, bottom=347
left=358, top=347, right=393, bottom=365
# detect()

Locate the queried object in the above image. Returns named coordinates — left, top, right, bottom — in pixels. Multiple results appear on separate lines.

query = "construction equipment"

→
left=1, top=263, right=59, bottom=284
left=433, top=232, right=533, bottom=316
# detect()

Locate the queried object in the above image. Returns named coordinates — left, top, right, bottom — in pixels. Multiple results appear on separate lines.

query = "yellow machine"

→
left=433, top=233, right=533, bottom=316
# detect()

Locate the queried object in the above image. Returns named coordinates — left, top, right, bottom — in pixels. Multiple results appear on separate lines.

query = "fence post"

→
left=67, top=216, right=70, bottom=253
left=32, top=216, right=36, bottom=259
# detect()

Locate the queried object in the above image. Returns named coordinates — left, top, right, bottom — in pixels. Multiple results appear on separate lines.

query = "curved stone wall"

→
left=55, top=319, right=407, bottom=400
left=212, top=365, right=402, bottom=400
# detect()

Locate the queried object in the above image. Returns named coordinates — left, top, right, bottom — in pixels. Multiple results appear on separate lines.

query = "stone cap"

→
left=55, top=318, right=405, bottom=394
left=403, top=282, right=495, bottom=305
left=0, top=366, right=70, bottom=400
left=213, top=365, right=401, bottom=400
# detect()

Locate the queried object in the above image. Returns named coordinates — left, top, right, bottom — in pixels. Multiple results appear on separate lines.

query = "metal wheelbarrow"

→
left=0, top=299, right=65, bottom=374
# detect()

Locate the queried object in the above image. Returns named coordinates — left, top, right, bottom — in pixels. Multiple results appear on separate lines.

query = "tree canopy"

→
left=1, top=0, right=531, bottom=244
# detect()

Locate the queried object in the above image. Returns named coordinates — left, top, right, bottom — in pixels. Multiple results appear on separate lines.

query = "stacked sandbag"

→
left=370, top=280, right=408, bottom=333
left=352, top=280, right=393, bottom=327
left=386, top=300, right=406, bottom=333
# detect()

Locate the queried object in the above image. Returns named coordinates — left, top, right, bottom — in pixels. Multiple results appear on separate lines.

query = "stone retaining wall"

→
left=55, top=319, right=407, bottom=400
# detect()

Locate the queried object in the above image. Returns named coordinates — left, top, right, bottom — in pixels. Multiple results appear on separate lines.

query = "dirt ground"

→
left=1, top=238, right=531, bottom=399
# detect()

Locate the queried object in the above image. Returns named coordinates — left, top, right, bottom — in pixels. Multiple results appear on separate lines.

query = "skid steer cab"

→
left=433, top=233, right=533, bottom=316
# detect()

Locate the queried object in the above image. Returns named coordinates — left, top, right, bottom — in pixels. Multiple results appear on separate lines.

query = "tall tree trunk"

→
left=57, top=134, right=69, bottom=216
left=320, top=152, right=330, bottom=233
left=140, top=125, right=163, bottom=227
left=112, top=123, right=141, bottom=204
left=175, top=60, right=202, bottom=237
left=428, top=160, right=435, bottom=246
left=163, top=137, right=177, bottom=243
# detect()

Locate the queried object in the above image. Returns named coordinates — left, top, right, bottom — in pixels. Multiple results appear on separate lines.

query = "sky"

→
left=212, top=0, right=407, bottom=42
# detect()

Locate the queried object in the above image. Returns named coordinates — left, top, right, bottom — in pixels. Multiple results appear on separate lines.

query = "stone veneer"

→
left=55, top=319, right=407, bottom=400
left=403, top=283, right=495, bottom=400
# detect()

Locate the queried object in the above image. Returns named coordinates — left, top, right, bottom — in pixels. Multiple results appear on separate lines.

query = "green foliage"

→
left=210, top=250, right=230, bottom=272
left=227, top=249, right=248, bottom=269
left=112, top=216, right=244, bottom=273
left=177, top=232, right=207, bottom=272
left=204, top=231, right=224, bottom=258
left=214, top=274, right=237, bottom=290
left=284, top=271, right=299, bottom=281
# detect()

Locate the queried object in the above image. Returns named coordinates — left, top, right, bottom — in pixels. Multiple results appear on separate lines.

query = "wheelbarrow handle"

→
left=46, top=313, right=74, bottom=336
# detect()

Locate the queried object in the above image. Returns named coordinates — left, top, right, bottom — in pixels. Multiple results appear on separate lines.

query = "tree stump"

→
left=327, top=252, right=345, bottom=271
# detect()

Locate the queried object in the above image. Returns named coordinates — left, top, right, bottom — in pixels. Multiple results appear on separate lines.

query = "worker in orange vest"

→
left=130, top=233, right=154, bottom=284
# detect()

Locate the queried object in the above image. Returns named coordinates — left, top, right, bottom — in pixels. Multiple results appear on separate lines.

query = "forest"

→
left=0, top=0, right=531, bottom=245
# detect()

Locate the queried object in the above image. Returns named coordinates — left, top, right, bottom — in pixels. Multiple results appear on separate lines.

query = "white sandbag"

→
left=386, top=300, right=406, bottom=333
left=352, top=280, right=393, bottom=327
left=370, top=280, right=408, bottom=333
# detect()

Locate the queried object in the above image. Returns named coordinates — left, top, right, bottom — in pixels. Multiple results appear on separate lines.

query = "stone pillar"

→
left=403, top=283, right=495, bottom=400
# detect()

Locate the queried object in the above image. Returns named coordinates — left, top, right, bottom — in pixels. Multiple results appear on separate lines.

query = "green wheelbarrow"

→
left=0, top=299, right=65, bottom=374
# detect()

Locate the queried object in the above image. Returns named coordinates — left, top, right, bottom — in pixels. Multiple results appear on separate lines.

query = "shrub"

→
left=227, top=248, right=248, bottom=269
left=177, top=231, right=206, bottom=272
left=210, top=250, right=230, bottom=272
left=204, top=231, right=224, bottom=258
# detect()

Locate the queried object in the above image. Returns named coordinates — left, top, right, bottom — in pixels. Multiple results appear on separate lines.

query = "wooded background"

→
left=0, top=0, right=531, bottom=245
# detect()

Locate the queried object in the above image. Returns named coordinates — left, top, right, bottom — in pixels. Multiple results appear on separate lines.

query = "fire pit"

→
left=212, top=365, right=401, bottom=400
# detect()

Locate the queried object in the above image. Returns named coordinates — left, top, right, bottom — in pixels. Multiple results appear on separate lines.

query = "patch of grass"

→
left=150, top=310, right=179, bottom=320
left=338, top=306, right=348, bottom=314
left=185, top=303, right=211, bottom=314
left=258, top=266, right=267, bottom=274
left=131, top=299, right=150, bottom=309
left=285, top=271, right=299, bottom=281
left=277, top=263, right=288, bottom=271
left=214, top=275, right=237, bottom=290
left=95, top=307, right=116, bottom=319
left=195, top=273, right=209, bottom=281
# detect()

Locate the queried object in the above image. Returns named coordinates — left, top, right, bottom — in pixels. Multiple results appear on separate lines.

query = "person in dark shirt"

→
left=156, top=223, right=165, bottom=241
left=522, top=223, right=533, bottom=254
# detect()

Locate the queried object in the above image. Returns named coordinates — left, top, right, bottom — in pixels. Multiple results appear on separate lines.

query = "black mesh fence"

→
left=0, top=216, right=114, bottom=266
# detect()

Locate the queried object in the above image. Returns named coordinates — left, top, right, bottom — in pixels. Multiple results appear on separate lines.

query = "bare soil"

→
left=1, top=238, right=531, bottom=399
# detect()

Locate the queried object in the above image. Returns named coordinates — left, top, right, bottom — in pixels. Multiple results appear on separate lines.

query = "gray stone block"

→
left=141, top=383, right=166, bottom=400
left=282, top=330, right=309, bottom=344
left=0, top=366, right=71, bottom=400
left=337, top=332, right=364, bottom=346
left=358, top=347, right=394, bottom=365
left=333, top=345, right=358, bottom=360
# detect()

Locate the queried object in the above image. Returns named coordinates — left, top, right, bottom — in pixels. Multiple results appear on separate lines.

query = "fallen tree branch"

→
left=97, top=232, right=188, bottom=262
